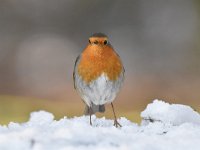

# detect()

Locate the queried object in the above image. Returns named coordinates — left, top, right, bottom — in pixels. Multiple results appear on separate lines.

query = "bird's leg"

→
left=111, top=102, right=122, bottom=128
left=89, top=107, right=92, bottom=126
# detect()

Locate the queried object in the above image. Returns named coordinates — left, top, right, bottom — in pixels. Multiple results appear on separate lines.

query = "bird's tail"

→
left=84, top=103, right=105, bottom=115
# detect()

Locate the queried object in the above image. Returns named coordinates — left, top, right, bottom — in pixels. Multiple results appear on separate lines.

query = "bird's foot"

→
left=113, top=119, right=122, bottom=128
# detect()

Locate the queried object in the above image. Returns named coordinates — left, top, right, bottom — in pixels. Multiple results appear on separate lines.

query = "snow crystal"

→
left=0, top=100, right=200, bottom=150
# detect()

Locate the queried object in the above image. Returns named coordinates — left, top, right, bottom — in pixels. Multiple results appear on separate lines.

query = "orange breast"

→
left=78, top=45, right=123, bottom=83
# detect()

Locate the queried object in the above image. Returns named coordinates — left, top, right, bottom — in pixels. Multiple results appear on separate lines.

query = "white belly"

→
left=75, top=73, right=124, bottom=106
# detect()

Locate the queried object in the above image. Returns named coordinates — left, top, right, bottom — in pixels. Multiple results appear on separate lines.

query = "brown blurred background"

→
left=0, top=0, right=200, bottom=124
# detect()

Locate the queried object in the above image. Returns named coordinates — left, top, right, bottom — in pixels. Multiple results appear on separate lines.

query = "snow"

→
left=141, top=99, right=200, bottom=125
left=0, top=100, right=200, bottom=150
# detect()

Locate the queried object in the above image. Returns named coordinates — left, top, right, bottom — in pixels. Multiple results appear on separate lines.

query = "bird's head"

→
left=88, top=33, right=110, bottom=47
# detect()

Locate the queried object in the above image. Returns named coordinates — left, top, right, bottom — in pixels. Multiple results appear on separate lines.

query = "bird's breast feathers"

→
left=77, top=45, right=123, bottom=83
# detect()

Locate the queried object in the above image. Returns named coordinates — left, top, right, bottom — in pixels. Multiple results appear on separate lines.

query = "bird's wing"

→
left=73, top=55, right=81, bottom=89
left=115, top=51, right=125, bottom=76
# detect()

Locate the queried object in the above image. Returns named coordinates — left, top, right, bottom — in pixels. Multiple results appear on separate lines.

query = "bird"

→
left=73, top=33, right=125, bottom=127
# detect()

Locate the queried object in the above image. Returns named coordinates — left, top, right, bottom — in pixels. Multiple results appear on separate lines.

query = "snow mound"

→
left=141, top=99, right=200, bottom=125
left=0, top=100, right=200, bottom=150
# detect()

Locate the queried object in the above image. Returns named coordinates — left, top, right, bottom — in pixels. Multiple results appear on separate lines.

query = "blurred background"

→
left=0, top=0, right=200, bottom=124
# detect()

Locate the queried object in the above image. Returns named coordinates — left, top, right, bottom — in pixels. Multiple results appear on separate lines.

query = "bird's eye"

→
left=89, top=40, right=91, bottom=44
left=104, top=40, right=108, bottom=45
left=94, top=41, right=98, bottom=44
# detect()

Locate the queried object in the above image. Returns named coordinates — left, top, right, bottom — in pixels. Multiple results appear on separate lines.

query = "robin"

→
left=73, top=33, right=125, bottom=127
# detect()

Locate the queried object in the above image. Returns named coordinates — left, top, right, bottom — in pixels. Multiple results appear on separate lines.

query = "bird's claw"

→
left=114, top=120, right=122, bottom=128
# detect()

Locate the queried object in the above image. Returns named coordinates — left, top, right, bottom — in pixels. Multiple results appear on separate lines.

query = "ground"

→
left=0, top=100, right=200, bottom=150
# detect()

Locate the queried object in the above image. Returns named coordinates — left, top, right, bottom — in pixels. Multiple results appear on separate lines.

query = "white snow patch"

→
left=0, top=100, right=200, bottom=150
left=141, top=99, right=200, bottom=125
